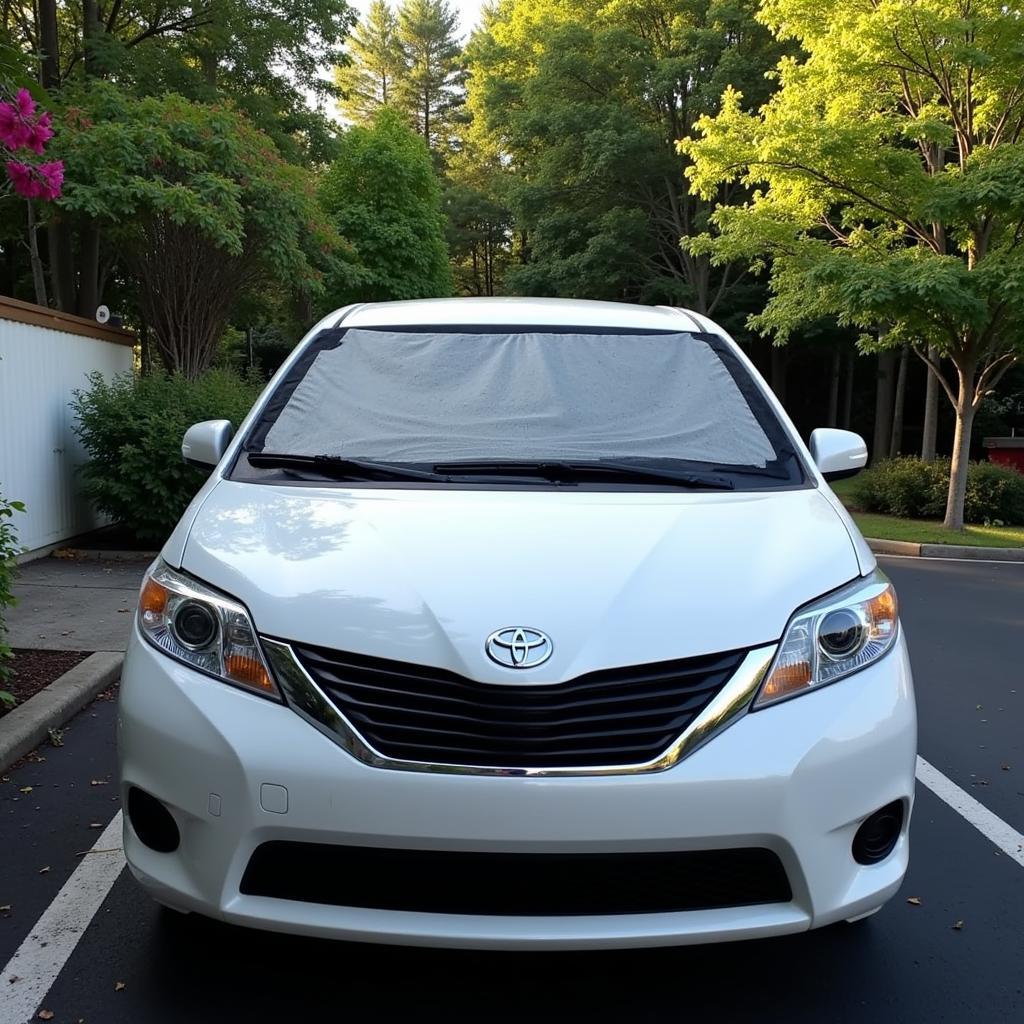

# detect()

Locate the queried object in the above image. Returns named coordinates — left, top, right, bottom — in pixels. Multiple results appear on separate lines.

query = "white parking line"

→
left=0, top=812, right=125, bottom=1024
left=916, top=756, right=1024, bottom=868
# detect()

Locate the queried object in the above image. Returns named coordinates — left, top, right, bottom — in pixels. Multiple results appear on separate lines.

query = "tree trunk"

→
left=872, top=348, right=896, bottom=464
left=827, top=345, right=841, bottom=427
left=38, top=0, right=60, bottom=88
left=943, top=366, right=976, bottom=531
left=82, top=0, right=101, bottom=76
left=921, top=344, right=939, bottom=461
left=26, top=202, right=49, bottom=307
left=890, top=344, right=909, bottom=457
left=770, top=345, right=787, bottom=406
left=76, top=225, right=100, bottom=317
left=841, top=349, right=855, bottom=429
left=47, top=221, right=76, bottom=313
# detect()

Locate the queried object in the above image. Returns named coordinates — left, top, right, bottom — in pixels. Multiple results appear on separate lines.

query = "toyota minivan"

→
left=120, top=297, right=916, bottom=948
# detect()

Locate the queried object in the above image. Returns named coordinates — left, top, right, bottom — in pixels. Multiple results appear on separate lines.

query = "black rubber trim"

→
left=240, top=843, right=793, bottom=915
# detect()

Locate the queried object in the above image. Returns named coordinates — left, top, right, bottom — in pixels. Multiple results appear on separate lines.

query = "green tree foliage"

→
left=72, top=369, right=264, bottom=544
left=397, top=0, right=464, bottom=152
left=320, top=107, right=453, bottom=303
left=682, top=0, right=1024, bottom=530
left=54, top=85, right=345, bottom=377
left=444, top=144, right=512, bottom=295
left=336, top=0, right=404, bottom=123
left=466, top=0, right=785, bottom=315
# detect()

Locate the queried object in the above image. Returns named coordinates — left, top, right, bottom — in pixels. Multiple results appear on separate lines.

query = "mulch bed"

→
left=0, top=649, right=90, bottom=718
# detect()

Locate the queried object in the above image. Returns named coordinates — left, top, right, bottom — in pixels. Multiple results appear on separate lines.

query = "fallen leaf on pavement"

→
left=8, top=974, right=20, bottom=983
left=88, top=823, right=104, bottom=829
left=115, top=980, right=126, bottom=991
left=0, top=905, right=10, bottom=913
left=1002, top=765, right=1011, bottom=771
left=38, top=1011, right=54, bottom=1021
left=90, top=779, right=107, bottom=786
left=953, top=920, right=964, bottom=930
left=19, top=786, right=32, bottom=794
left=907, top=897, right=922, bottom=905
left=38, top=866, right=50, bottom=874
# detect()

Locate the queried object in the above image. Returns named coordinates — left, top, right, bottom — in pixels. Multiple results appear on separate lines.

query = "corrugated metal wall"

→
left=0, top=315, right=134, bottom=553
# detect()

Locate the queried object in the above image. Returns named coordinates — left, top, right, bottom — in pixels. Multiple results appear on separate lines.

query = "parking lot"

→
left=1, top=555, right=1022, bottom=1023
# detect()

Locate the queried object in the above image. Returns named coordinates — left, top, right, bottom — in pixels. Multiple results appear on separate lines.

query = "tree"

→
left=445, top=143, right=512, bottom=295
left=396, top=0, right=463, bottom=152
left=682, top=0, right=1024, bottom=530
left=4, top=0, right=355, bottom=314
left=53, top=86, right=342, bottom=377
left=465, top=0, right=786, bottom=319
left=336, top=0, right=404, bottom=123
left=320, top=107, right=453, bottom=303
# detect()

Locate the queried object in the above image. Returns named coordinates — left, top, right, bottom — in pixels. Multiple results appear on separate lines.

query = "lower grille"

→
left=241, top=843, right=792, bottom=916
left=290, top=644, right=747, bottom=769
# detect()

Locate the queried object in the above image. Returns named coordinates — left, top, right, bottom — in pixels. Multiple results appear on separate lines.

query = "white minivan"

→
left=120, top=297, right=916, bottom=949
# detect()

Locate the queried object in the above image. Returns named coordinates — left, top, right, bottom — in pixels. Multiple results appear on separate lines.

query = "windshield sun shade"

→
left=250, top=327, right=781, bottom=470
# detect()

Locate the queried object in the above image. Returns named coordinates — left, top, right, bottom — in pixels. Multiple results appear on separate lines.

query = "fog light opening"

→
left=852, top=801, right=903, bottom=865
left=127, top=787, right=181, bottom=853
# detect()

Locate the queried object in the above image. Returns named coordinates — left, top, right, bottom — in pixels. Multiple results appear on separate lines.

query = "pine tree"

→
left=336, top=0, right=404, bottom=124
left=396, top=0, right=463, bottom=151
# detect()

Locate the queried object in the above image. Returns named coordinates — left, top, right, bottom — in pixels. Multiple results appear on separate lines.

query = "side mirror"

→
left=809, top=427, right=868, bottom=481
left=182, top=420, right=234, bottom=470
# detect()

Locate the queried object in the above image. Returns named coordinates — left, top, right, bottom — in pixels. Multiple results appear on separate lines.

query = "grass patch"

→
left=848, top=512, right=1024, bottom=548
left=826, top=476, right=1024, bottom=547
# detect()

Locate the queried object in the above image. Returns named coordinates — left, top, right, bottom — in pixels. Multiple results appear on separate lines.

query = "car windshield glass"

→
left=243, top=326, right=798, bottom=483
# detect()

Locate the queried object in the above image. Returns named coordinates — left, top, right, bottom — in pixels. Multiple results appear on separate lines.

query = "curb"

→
left=52, top=548, right=158, bottom=562
left=0, top=652, right=123, bottom=772
left=867, top=538, right=1024, bottom=561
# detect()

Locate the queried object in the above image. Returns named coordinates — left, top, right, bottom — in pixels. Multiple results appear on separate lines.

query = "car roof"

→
left=333, top=297, right=713, bottom=334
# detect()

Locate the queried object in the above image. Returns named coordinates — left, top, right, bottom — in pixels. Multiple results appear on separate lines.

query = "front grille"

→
left=241, top=843, right=792, bottom=915
left=290, top=644, right=747, bottom=769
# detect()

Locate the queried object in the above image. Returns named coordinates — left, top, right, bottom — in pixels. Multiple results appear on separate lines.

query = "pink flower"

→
left=0, top=101, right=30, bottom=151
left=5, top=159, right=63, bottom=200
left=26, top=113, right=53, bottom=155
left=14, top=88, right=35, bottom=119
left=6, top=160, right=39, bottom=198
left=37, top=160, right=64, bottom=199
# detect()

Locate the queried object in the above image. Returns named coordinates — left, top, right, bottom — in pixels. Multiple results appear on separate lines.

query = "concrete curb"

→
left=51, top=548, right=158, bottom=562
left=867, top=538, right=1024, bottom=561
left=0, top=652, right=123, bottom=772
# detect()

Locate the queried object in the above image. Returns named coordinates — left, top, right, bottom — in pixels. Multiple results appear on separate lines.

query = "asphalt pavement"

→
left=1, top=554, right=1022, bottom=1023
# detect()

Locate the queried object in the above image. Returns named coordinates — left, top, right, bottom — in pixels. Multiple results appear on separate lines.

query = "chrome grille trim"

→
left=262, top=640, right=778, bottom=778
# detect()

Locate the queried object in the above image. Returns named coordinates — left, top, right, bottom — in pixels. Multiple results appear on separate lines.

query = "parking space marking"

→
left=0, top=813, right=125, bottom=1024
left=916, top=756, right=1024, bottom=868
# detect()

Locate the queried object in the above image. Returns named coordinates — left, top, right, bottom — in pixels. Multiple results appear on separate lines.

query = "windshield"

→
left=238, top=325, right=802, bottom=487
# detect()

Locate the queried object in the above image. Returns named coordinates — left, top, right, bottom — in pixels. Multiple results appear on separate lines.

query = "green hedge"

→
left=73, top=370, right=264, bottom=544
left=853, top=457, right=1024, bottom=525
left=0, top=490, right=25, bottom=698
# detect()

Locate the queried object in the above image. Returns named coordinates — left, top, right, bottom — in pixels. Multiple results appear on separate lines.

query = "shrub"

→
left=853, top=457, right=1024, bottom=525
left=0, top=490, right=26, bottom=702
left=964, top=461, right=1024, bottom=525
left=852, top=457, right=948, bottom=519
left=73, top=369, right=264, bottom=544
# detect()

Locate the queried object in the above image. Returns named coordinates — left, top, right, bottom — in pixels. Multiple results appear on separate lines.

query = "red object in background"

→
left=983, top=438, right=1024, bottom=473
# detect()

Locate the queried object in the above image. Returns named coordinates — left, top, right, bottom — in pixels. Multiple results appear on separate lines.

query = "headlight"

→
left=138, top=561, right=280, bottom=700
left=754, top=570, right=898, bottom=708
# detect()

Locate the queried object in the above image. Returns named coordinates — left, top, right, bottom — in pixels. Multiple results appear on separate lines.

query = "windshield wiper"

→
left=248, top=452, right=443, bottom=482
left=430, top=460, right=735, bottom=489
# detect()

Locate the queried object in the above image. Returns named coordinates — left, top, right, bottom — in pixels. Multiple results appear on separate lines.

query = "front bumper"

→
left=118, top=624, right=917, bottom=949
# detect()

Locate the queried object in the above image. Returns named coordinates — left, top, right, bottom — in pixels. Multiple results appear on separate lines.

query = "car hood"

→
left=178, top=482, right=861, bottom=682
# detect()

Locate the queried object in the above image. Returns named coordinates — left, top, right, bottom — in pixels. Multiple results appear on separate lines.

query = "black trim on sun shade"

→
left=242, top=327, right=347, bottom=454
left=235, top=324, right=804, bottom=485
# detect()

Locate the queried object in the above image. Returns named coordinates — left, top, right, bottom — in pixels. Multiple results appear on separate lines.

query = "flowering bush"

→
left=0, top=87, right=63, bottom=201
left=0, top=490, right=26, bottom=704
